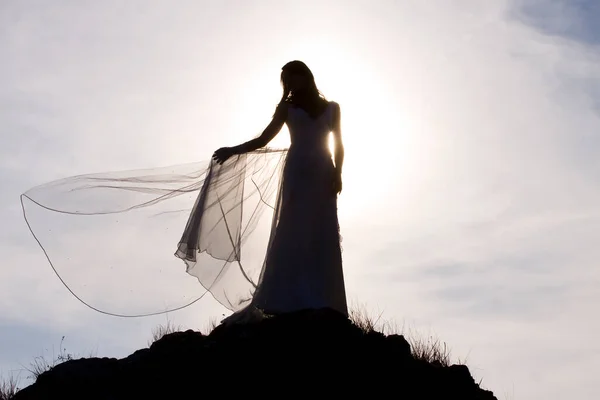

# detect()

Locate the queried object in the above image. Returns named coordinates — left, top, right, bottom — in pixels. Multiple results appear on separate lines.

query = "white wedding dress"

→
left=236, top=102, right=347, bottom=322
left=20, top=101, right=348, bottom=320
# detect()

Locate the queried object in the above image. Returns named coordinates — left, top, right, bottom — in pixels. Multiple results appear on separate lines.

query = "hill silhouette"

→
left=12, top=308, right=496, bottom=400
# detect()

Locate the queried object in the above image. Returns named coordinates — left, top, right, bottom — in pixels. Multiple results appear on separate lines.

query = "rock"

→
left=387, top=333, right=412, bottom=358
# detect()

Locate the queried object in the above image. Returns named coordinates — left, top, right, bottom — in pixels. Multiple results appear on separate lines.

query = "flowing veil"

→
left=21, top=148, right=288, bottom=317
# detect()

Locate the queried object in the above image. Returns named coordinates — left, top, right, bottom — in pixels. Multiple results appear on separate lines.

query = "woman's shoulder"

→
left=278, top=100, right=295, bottom=111
left=273, top=100, right=291, bottom=120
left=327, top=100, right=340, bottom=114
left=327, top=100, right=340, bottom=109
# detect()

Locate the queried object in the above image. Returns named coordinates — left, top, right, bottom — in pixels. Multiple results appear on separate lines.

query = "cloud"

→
left=2, top=1, right=600, bottom=398
left=511, top=0, right=600, bottom=45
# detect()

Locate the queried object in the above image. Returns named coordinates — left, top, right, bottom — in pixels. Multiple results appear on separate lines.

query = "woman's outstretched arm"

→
left=332, top=102, right=344, bottom=194
left=213, top=102, right=288, bottom=164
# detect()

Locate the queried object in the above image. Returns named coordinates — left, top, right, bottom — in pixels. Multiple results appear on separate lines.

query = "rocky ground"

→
left=13, top=308, right=497, bottom=399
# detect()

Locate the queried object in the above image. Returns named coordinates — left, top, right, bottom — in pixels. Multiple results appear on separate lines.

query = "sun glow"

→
left=234, top=41, right=436, bottom=221
left=306, top=53, right=427, bottom=218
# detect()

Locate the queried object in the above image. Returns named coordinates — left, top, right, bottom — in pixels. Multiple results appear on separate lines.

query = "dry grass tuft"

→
left=0, top=374, right=20, bottom=400
left=406, top=332, right=453, bottom=367
left=348, top=304, right=458, bottom=367
left=148, top=319, right=183, bottom=346
left=25, top=336, right=74, bottom=381
left=203, top=316, right=219, bottom=335
left=348, top=303, right=401, bottom=335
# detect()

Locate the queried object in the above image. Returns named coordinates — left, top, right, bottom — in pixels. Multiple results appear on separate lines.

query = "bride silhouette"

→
left=20, top=60, right=347, bottom=322
left=177, top=60, right=348, bottom=324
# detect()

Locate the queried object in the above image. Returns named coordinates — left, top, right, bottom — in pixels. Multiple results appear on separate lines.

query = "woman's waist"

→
left=288, top=143, right=331, bottom=156
left=285, top=147, right=334, bottom=172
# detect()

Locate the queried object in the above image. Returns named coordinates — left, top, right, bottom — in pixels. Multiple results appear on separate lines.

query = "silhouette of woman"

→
left=181, top=60, right=348, bottom=324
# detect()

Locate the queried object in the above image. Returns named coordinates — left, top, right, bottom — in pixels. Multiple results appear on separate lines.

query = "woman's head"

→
left=280, top=60, right=324, bottom=103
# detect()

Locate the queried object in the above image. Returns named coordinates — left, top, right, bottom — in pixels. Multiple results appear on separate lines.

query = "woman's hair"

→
left=279, top=60, right=328, bottom=118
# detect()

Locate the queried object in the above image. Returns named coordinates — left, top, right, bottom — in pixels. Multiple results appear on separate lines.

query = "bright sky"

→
left=2, top=1, right=600, bottom=398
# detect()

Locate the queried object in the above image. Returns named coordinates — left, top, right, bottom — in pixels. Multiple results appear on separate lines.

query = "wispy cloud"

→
left=512, top=0, right=600, bottom=45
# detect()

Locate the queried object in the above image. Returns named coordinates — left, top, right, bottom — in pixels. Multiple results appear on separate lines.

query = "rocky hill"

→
left=13, top=308, right=496, bottom=399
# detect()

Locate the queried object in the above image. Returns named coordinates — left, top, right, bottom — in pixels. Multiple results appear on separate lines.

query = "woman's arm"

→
left=213, top=102, right=287, bottom=164
left=332, top=103, right=344, bottom=176
left=332, top=102, right=344, bottom=193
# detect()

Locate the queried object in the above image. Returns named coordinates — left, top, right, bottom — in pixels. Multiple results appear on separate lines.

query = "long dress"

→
left=20, top=101, right=347, bottom=320
left=180, top=101, right=348, bottom=324
left=240, top=102, right=347, bottom=320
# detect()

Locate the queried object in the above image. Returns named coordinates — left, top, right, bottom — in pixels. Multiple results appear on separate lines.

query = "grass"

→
left=348, top=303, right=401, bottom=335
left=148, top=319, right=183, bottom=346
left=348, top=303, right=455, bottom=367
left=147, top=313, right=220, bottom=345
left=0, top=374, right=20, bottom=400
left=25, top=336, right=75, bottom=381
left=203, top=316, right=219, bottom=335
left=0, top=336, right=76, bottom=399
left=408, top=333, right=453, bottom=367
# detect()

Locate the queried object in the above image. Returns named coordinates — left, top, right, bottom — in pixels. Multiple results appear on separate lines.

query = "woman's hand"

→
left=212, top=147, right=235, bottom=165
left=333, top=173, right=343, bottom=195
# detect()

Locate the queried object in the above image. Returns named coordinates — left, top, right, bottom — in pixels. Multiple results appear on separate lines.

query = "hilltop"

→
left=12, top=308, right=496, bottom=399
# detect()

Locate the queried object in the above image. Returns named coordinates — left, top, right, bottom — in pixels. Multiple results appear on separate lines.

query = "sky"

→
left=1, top=0, right=600, bottom=398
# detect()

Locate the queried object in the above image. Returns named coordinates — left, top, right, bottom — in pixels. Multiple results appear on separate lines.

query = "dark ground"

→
left=13, top=308, right=497, bottom=400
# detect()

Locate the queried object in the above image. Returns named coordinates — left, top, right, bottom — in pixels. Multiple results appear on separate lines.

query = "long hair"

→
left=279, top=60, right=328, bottom=118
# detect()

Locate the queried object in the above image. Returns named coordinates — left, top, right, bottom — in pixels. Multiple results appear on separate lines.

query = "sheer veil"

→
left=21, top=148, right=288, bottom=317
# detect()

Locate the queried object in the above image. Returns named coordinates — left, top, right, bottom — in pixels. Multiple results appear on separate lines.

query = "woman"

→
left=195, top=60, right=348, bottom=324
